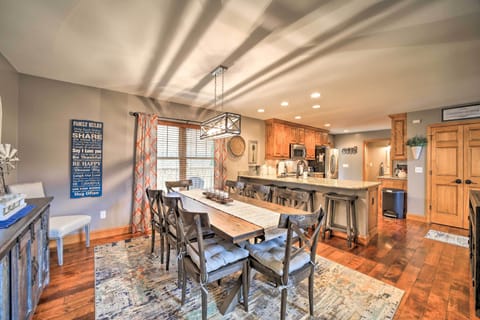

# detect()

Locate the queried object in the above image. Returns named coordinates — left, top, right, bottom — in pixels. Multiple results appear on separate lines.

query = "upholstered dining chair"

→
left=146, top=188, right=165, bottom=262
left=165, top=179, right=192, bottom=193
left=7, top=182, right=91, bottom=266
left=246, top=209, right=325, bottom=320
left=160, top=192, right=182, bottom=285
left=177, top=202, right=249, bottom=320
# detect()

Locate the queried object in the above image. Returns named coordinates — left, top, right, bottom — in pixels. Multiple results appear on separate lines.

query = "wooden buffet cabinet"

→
left=0, top=197, right=52, bottom=320
left=265, top=118, right=330, bottom=160
left=389, top=113, right=407, bottom=161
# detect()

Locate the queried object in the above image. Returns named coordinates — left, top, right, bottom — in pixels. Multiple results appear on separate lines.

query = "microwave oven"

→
left=290, top=144, right=306, bottom=159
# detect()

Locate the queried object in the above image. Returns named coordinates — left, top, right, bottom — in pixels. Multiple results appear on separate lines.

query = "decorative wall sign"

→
left=248, top=140, right=258, bottom=164
left=70, top=119, right=103, bottom=198
left=442, top=102, right=480, bottom=121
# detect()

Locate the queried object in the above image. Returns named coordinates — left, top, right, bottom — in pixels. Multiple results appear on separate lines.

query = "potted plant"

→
left=406, top=135, right=427, bottom=160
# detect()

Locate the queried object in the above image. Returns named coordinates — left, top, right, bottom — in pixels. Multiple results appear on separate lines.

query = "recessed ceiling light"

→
left=257, top=108, right=265, bottom=113
left=312, top=104, right=321, bottom=109
left=324, top=123, right=331, bottom=127
left=294, top=116, right=301, bottom=120
left=343, top=129, right=349, bottom=133
left=310, top=92, right=321, bottom=98
left=281, top=101, right=289, bottom=107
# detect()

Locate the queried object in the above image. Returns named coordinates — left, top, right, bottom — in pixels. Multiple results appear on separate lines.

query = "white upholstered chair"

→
left=7, top=182, right=91, bottom=266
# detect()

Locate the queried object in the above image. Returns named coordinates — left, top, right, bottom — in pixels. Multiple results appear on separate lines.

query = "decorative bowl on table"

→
left=203, top=190, right=233, bottom=204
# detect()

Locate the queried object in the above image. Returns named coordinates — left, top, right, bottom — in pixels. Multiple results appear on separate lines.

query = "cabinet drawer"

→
left=380, top=179, right=407, bottom=190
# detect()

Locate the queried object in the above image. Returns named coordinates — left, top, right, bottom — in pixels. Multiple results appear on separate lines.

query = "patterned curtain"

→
left=132, top=113, right=158, bottom=234
left=214, top=139, right=227, bottom=190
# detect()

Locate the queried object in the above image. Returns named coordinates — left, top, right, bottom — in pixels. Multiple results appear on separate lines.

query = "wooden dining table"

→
left=166, top=189, right=312, bottom=315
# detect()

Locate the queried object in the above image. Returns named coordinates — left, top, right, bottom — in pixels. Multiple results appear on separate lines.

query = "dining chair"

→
left=273, top=188, right=310, bottom=210
left=244, top=183, right=271, bottom=201
left=165, top=179, right=193, bottom=193
left=225, top=180, right=245, bottom=195
left=189, top=176, right=205, bottom=189
left=177, top=203, right=249, bottom=320
left=146, top=188, right=165, bottom=263
left=246, top=209, right=325, bottom=320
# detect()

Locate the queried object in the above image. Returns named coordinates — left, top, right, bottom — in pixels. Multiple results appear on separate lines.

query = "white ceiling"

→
left=1, top=0, right=480, bottom=133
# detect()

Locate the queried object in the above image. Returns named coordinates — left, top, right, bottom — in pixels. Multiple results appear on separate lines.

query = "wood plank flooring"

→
left=33, top=215, right=478, bottom=319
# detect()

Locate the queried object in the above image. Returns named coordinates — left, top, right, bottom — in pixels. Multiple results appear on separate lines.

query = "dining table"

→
left=167, top=188, right=312, bottom=315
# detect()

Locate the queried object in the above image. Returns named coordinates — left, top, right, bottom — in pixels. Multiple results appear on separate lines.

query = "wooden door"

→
left=463, top=123, right=480, bottom=228
left=430, top=125, right=464, bottom=227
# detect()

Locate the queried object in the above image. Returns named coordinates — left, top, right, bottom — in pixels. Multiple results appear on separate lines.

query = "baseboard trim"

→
left=406, top=213, right=426, bottom=222
left=49, top=225, right=131, bottom=248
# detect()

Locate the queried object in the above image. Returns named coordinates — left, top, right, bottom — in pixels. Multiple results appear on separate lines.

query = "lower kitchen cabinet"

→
left=0, top=197, right=52, bottom=320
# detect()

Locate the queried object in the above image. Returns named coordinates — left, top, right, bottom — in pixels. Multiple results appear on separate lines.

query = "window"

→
left=157, top=121, right=214, bottom=191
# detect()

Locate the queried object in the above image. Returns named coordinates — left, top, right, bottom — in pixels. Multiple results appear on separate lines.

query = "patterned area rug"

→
left=95, top=237, right=404, bottom=320
left=425, top=229, right=469, bottom=248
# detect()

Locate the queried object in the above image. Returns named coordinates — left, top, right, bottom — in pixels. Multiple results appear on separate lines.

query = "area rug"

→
left=425, top=229, right=469, bottom=248
left=95, top=237, right=403, bottom=320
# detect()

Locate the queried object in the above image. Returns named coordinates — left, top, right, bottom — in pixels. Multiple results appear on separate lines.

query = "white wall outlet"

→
left=342, top=163, right=349, bottom=168
left=100, top=210, right=107, bottom=219
left=415, top=166, right=423, bottom=173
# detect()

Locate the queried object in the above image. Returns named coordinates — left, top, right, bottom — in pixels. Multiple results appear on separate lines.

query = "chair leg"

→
left=181, top=267, right=187, bottom=305
left=160, top=229, right=165, bottom=264
left=309, top=270, right=314, bottom=316
left=84, top=223, right=90, bottom=248
left=242, top=260, right=249, bottom=312
left=201, top=284, right=208, bottom=320
left=280, top=287, right=287, bottom=320
left=166, top=237, right=170, bottom=271
left=151, top=226, right=155, bottom=254
left=56, top=238, right=63, bottom=266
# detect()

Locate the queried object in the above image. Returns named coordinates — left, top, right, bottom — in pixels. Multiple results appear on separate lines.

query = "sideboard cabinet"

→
left=0, top=197, right=52, bottom=320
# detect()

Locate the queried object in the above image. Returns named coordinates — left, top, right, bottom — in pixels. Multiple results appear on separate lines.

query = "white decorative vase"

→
left=410, top=146, right=423, bottom=160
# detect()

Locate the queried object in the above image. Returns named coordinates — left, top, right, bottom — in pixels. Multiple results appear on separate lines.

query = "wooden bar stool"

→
left=322, top=192, right=358, bottom=248
left=291, top=188, right=315, bottom=212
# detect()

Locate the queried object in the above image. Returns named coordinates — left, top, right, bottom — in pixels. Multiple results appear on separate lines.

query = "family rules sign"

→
left=70, top=119, right=103, bottom=198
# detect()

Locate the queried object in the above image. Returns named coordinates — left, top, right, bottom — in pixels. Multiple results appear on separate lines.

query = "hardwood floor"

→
left=33, top=215, right=478, bottom=320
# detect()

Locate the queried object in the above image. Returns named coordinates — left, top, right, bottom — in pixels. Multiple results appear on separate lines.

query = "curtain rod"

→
left=129, top=112, right=202, bottom=125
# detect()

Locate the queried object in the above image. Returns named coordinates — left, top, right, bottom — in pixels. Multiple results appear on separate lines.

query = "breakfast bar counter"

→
left=238, top=174, right=380, bottom=245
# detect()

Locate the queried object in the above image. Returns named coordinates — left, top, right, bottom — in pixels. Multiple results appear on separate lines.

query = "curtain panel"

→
left=132, top=113, right=158, bottom=234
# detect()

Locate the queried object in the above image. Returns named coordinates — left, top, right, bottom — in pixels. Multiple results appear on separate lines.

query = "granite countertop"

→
left=378, top=175, right=408, bottom=180
left=238, top=174, right=380, bottom=190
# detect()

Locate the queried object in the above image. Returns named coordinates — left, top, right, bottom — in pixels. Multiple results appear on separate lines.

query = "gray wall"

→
left=17, top=74, right=217, bottom=231
left=0, top=52, right=19, bottom=184
left=334, top=130, right=391, bottom=181
left=406, top=109, right=442, bottom=216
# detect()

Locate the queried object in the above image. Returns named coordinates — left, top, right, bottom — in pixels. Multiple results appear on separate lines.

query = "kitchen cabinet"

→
left=0, top=198, right=52, bottom=320
left=265, top=119, right=329, bottom=160
left=305, top=129, right=316, bottom=159
left=389, top=113, right=407, bottom=160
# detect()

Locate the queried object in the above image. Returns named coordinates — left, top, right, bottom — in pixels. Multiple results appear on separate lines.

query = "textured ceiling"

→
left=1, top=0, right=480, bottom=133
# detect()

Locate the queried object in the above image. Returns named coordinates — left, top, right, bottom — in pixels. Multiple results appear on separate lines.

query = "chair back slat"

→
left=244, top=183, right=271, bottom=201
left=146, top=189, right=163, bottom=224
left=165, top=180, right=193, bottom=192
left=274, top=188, right=309, bottom=210
left=225, top=180, right=245, bottom=195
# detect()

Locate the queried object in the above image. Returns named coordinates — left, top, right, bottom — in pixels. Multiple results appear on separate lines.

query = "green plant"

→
left=406, top=135, right=427, bottom=146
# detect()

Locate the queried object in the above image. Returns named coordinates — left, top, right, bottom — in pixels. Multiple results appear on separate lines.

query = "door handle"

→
left=454, top=179, right=462, bottom=184
left=465, top=179, right=477, bottom=185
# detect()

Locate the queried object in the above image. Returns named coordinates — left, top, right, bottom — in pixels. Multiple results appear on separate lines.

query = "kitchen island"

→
left=238, top=174, right=380, bottom=245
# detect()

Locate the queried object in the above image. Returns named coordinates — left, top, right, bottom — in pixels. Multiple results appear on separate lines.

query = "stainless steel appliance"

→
left=326, top=148, right=339, bottom=179
left=290, top=144, right=306, bottom=160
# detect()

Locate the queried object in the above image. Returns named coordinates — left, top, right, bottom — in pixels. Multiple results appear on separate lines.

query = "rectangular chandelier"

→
left=200, top=112, right=241, bottom=140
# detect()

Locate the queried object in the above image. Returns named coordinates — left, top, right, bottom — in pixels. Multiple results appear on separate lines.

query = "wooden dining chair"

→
left=146, top=188, right=166, bottom=263
left=273, top=188, right=310, bottom=210
left=177, top=204, right=249, bottom=320
left=165, top=179, right=192, bottom=193
left=225, top=180, right=245, bottom=195
left=246, top=209, right=325, bottom=320
left=244, top=183, right=271, bottom=202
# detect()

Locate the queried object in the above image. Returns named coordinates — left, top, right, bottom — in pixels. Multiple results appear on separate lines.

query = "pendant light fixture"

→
left=200, top=65, right=241, bottom=140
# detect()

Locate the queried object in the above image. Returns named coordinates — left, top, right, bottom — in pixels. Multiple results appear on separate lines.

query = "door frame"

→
left=426, top=118, right=480, bottom=226
left=362, top=138, right=391, bottom=181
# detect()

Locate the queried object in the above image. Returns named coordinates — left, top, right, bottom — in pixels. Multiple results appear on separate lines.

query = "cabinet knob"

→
left=466, top=179, right=476, bottom=185
left=454, top=179, right=462, bottom=184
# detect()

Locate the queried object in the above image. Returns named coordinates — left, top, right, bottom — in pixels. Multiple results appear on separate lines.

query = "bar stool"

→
left=291, top=188, right=315, bottom=212
left=322, top=192, right=358, bottom=248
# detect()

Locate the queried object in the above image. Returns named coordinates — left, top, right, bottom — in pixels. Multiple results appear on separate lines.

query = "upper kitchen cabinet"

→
left=389, top=113, right=407, bottom=160
left=265, top=119, right=329, bottom=160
